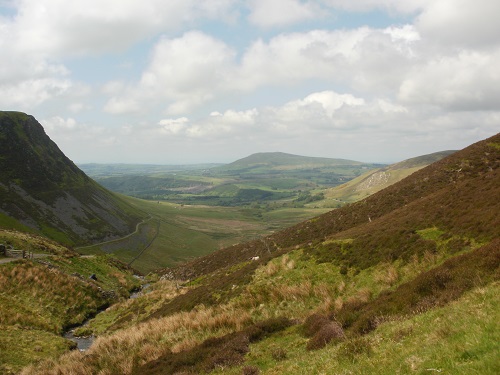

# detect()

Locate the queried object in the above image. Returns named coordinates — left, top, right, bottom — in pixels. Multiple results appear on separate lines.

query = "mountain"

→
left=323, top=150, right=456, bottom=204
left=0, top=111, right=144, bottom=246
left=213, top=152, right=370, bottom=173
left=23, top=133, right=498, bottom=374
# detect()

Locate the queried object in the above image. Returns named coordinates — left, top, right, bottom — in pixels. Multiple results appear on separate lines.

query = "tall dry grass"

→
left=21, top=301, right=252, bottom=375
left=0, top=261, right=102, bottom=332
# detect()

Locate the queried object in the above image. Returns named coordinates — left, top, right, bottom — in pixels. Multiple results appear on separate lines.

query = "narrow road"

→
left=0, top=216, right=152, bottom=265
left=75, top=215, right=152, bottom=251
left=0, top=253, right=50, bottom=264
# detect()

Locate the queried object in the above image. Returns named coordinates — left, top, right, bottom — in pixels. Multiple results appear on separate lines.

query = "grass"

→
left=0, top=229, right=73, bottom=256
left=19, top=234, right=499, bottom=375
left=0, top=239, right=141, bottom=373
left=78, top=196, right=330, bottom=273
left=0, top=326, right=75, bottom=375
left=207, top=283, right=499, bottom=375
left=241, top=282, right=499, bottom=375
left=11, top=133, right=500, bottom=373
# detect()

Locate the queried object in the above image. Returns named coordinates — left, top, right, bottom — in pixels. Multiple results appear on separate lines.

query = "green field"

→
left=81, top=152, right=381, bottom=207
left=76, top=196, right=330, bottom=273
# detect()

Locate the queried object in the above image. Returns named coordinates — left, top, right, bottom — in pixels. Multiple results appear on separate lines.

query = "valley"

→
left=77, top=196, right=331, bottom=273
left=75, top=151, right=456, bottom=273
left=0, top=111, right=498, bottom=374
left=80, top=152, right=382, bottom=208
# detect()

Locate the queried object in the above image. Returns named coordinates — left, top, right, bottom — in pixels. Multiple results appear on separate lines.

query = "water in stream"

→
left=64, top=329, right=95, bottom=351
left=64, top=282, right=151, bottom=351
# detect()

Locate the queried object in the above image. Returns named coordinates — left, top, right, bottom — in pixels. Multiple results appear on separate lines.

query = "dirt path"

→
left=75, top=215, right=152, bottom=251
left=0, top=253, right=50, bottom=264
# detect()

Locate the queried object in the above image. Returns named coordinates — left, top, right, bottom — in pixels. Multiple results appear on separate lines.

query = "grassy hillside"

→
left=0, top=230, right=142, bottom=374
left=321, top=150, right=456, bottom=205
left=21, top=134, right=499, bottom=374
left=0, top=111, right=144, bottom=246
left=213, top=152, right=366, bottom=171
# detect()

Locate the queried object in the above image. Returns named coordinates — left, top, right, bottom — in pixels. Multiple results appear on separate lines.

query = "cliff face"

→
left=0, top=111, right=143, bottom=245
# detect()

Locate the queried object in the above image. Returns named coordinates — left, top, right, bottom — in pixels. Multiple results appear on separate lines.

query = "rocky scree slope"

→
left=0, top=111, right=143, bottom=246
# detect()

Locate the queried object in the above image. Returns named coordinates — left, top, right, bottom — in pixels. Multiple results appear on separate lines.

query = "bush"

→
left=307, top=322, right=345, bottom=351
left=303, top=313, right=330, bottom=337
left=134, top=316, right=294, bottom=374
left=334, top=239, right=499, bottom=336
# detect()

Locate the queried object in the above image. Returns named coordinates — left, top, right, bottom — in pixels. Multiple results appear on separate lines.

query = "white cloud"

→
left=158, top=109, right=258, bottom=138
left=105, top=26, right=421, bottom=116
left=399, top=50, right=500, bottom=111
left=236, top=25, right=421, bottom=95
left=416, top=0, right=500, bottom=49
left=6, top=0, right=238, bottom=57
left=2, top=0, right=498, bottom=164
left=248, top=0, right=326, bottom=28
left=0, top=78, right=71, bottom=108
left=284, top=91, right=365, bottom=117
left=43, top=116, right=78, bottom=131
left=102, top=18, right=500, bottom=118
left=319, top=0, right=428, bottom=14
left=158, top=117, right=189, bottom=135
left=105, top=31, right=237, bottom=115
left=0, top=0, right=239, bottom=111
left=42, top=88, right=499, bottom=164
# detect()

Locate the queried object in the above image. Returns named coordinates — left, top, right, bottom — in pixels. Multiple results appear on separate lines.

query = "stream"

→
left=63, top=282, right=151, bottom=351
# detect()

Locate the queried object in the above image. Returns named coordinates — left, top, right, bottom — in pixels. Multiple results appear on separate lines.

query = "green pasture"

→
left=77, top=196, right=330, bottom=273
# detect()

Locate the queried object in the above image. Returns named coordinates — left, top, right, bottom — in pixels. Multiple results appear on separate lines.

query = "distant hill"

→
left=85, top=152, right=381, bottom=206
left=213, top=152, right=369, bottom=173
left=79, top=163, right=223, bottom=177
left=323, top=150, right=456, bottom=204
left=0, top=111, right=144, bottom=245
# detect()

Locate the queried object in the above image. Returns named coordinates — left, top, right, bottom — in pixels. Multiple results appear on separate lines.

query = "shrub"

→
left=303, top=313, right=330, bottom=337
left=307, top=322, right=345, bottom=351
left=253, top=317, right=293, bottom=338
left=335, top=239, right=499, bottom=335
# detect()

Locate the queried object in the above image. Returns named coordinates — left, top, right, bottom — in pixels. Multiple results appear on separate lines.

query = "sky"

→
left=0, top=0, right=499, bottom=164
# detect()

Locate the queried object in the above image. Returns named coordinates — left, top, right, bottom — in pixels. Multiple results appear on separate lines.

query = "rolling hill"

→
left=213, top=152, right=368, bottom=172
left=322, top=150, right=456, bottom=204
left=88, top=152, right=381, bottom=206
left=22, top=133, right=499, bottom=374
left=0, top=111, right=144, bottom=246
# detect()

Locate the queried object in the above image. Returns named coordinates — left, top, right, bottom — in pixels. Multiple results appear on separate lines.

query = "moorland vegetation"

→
left=16, top=132, right=499, bottom=374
